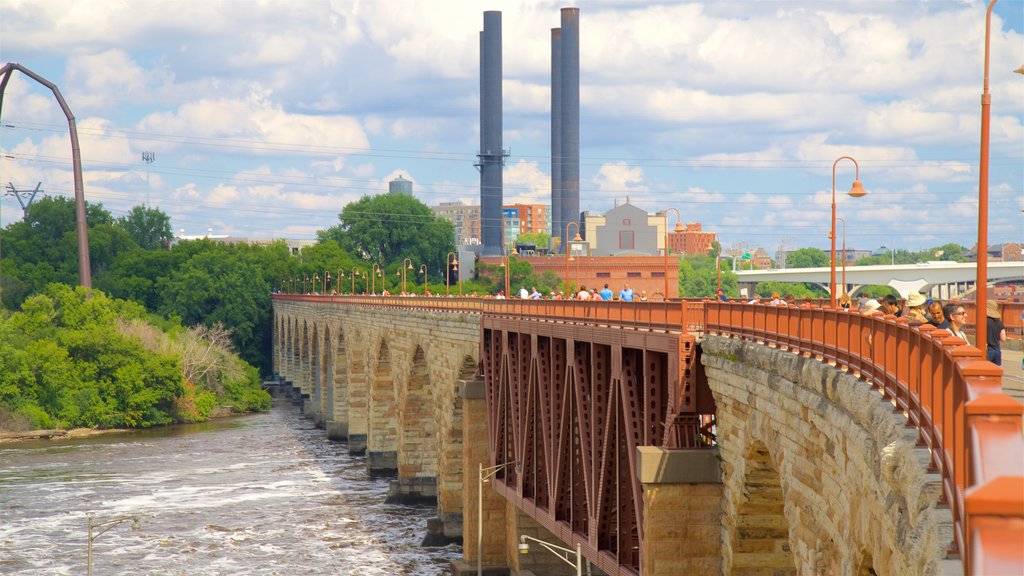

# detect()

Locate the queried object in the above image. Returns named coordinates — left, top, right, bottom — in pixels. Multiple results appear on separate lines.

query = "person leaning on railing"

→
left=943, top=303, right=969, bottom=341
left=986, top=300, right=1007, bottom=366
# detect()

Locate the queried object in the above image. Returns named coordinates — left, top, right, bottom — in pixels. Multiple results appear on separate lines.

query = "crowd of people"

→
left=729, top=289, right=1008, bottom=366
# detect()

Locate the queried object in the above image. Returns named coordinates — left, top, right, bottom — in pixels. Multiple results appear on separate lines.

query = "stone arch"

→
left=326, top=327, right=349, bottom=440
left=299, top=320, right=310, bottom=395
left=307, top=323, right=319, bottom=422
left=396, top=345, right=438, bottom=483
left=730, top=440, right=795, bottom=575
left=320, top=324, right=332, bottom=427
left=345, top=325, right=371, bottom=455
left=702, top=336, right=951, bottom=576
left=436, top=354, right=476, bottom=515
left=367, top=337, right=398, bottom=474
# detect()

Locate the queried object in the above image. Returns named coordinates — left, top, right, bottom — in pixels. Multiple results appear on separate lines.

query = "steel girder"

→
left=482, top=316, right=705, bottom=576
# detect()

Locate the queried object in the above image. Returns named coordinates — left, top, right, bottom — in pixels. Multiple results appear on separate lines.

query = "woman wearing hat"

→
left=905, top=292, right=928, bottom=323
left=986, top=300, right=1006, bottom=365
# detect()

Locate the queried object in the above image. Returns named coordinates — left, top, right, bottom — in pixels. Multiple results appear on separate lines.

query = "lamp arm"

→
left=520, top=535, right=580, bottom=571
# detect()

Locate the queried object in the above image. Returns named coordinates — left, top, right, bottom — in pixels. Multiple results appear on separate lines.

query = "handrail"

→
left=273, top=294, right=707, bottom=334
left=703, top=302, right=1024, bottom=575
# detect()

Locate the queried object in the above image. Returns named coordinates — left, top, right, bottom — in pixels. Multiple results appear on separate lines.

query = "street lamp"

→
left=564, top=222, right=582, bottom=297
left=517, top=535, right=583, bottom=576
left=371, top=264, right=383, bottom=295
left=419, top=264, right=427, bottom=295
left=324, top=271, right=331, bottom=294
left=87, top=515, right=140, bottom=576
left=830, top=156, right=867, bottom=308
left=350, top=267, right=361, bottom=295
left=312, top=273, right=320, bottom=294
left=975, top=0, right=997, bottom=355
left=446, top=252, right=460, bottom=296
left=663, top=208, right=683, bottom=300
left=478, top=461, right=519, bottom=576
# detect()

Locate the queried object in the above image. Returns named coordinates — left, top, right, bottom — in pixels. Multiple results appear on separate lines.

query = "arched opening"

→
left=367, top=338, right=397, bottom=475
left=732, top=441, right=795, bottom=575
left=326, top=329, right=349, bottom=440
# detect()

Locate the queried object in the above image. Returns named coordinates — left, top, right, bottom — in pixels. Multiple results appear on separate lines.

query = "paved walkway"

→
left=1001, top=348, right=1024, bottom=402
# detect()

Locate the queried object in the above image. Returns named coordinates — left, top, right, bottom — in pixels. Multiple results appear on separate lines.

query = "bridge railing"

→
left=274, top=294, right=707, bottom=333
left=703, top=303, right=1024, bottom=575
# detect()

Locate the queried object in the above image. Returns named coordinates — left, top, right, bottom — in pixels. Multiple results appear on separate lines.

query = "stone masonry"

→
left=701, top=335, right=952, bottom=576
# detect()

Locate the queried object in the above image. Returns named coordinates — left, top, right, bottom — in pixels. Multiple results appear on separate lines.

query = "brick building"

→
left=668, top=222, right=717, bottom=255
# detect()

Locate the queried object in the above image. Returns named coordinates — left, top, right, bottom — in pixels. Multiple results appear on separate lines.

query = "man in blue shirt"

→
left=618, top=283, right=634, bottom=302
left=599, top=283, right=613, bottom=301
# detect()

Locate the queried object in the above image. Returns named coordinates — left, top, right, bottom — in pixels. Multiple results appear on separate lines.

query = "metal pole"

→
left=87, top=517, right=94, bottom=576
left=477, top=462, right=483, bottom=576
left=976, top=0, right=996, bottom=356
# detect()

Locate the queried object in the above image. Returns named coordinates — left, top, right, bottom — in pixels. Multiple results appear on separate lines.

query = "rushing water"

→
left=0, top=399, right=459, bottom=575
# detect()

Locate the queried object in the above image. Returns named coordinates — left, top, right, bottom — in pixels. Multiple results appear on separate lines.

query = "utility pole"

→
left=0, top=182, right=43, bottom=303
left=141, top=151, right=155, bottom=207
left=5, top=182, right=43, bottom=215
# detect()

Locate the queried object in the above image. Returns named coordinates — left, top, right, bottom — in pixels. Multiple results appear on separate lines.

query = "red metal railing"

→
left=703, top=302, right=1024, bottom=575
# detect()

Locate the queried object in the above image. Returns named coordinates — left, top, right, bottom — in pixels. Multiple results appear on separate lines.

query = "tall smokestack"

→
left=479, top=11, right=504, bottom=256
left=550, top=28, right=562, bottom=251
left=559, top=8, right=580, bottom=253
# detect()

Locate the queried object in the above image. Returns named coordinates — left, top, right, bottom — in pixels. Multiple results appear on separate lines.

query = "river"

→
left=0, top=398, right=459, bottom=575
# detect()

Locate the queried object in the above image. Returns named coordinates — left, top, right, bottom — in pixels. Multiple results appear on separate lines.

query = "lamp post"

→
left=324, top=271, right=331, bottom=294
left=401, top=256, right=413, bottom=293
left=303, top=274, right=310, bottom=294
left=478, top=461, right=518, bottom=576
left=371, top=264, right=383, bottom=295
left=830, top=156, right=867, bottom=308
left=87, top=515, right=140, bottom=576
left=834, top=217, right=848, bottom=296
left=517, top=535, right=583, bottom=576
left=350, top=267, right=361, bottom=295
left=419, top=264, right=427, bottom=295
left=975, top=0, right=997, bottom=355
left=663, top=208, right=683, bottom=300
left=446, top=252, right=460, bottom=296
left=564, top=221, right=582, bottom=296
left=312, top=273, right=321, bottom=294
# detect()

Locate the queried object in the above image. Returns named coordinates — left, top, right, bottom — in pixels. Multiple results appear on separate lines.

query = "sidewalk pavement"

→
left=998, top=348, right=1023, bottom=402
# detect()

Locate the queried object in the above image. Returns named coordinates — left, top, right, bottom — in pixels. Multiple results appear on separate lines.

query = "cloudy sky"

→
left=1, top=0, right=1021, bottom=255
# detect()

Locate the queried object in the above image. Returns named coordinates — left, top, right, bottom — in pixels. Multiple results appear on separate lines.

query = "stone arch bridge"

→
left=272, top=296, right=1022, bottom=576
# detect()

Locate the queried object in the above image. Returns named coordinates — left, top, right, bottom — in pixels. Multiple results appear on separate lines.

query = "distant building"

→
left=584, top=200, right=663, bottom=256
left=668, top=222, right=717, bottom=255
left=176, top=232, right=315, bottom=256
left=505, top=203, right=548, bottom=236
left=503, top=208, right=520, bottom=249
left=967, top=242, right=1022, bottom=262
left=432, top=202, right=481, bottom=245
left=389, top=175, right=413, bottom=196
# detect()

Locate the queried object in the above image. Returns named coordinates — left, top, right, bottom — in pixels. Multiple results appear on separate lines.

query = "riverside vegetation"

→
left=0, top=284, right=270, bottom=431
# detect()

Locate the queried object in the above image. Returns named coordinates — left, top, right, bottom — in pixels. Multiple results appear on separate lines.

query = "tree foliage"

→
left=785, top=247, right=830, bottom=268
left=0, top=285, right=268, bottom=431
left=116, top=205, right=174, bottom=250
left=318, top=194, right=455, bottom=271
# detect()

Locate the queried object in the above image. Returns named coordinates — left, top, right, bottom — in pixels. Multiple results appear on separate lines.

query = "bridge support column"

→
left=638, top=446, right=723, bottom=576
left=451, top=378, right=510, bottom=576
left=326, top=419, right=348, bottom=440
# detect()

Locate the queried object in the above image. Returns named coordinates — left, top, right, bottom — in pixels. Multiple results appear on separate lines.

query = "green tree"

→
left=517, top=231, right=551, bottom=251
left=157, top=248, right=270, bottom=369
left=116, top=205, right=174, bottom=250
left=678, top=254, right=738, bottom=298
left=754, top=281, right=820, bottom=299
left=318, top=194, right=455, bottom=272
left=786, top=247, right=829, bottom=268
